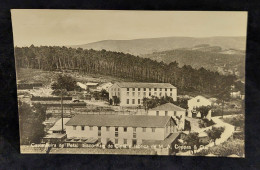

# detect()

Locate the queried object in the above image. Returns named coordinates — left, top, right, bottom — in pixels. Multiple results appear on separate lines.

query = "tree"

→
left=19, top=101, right=45, bottom=144
left=196, top=105, right=212, bottom=118
left=231, top=115, right=244, bottom=131
left=206, top=126, right=225, bottom=145
left=100, top=89, right=109, bottom=101
left=113, top=96, right=120, bottom=106
left=183, top=132, right=199, bottom=153
left=51, top=74, right=78, bottom=133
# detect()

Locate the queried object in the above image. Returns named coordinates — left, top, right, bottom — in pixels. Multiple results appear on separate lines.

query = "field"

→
left=16, top=68, right=136, bottom=86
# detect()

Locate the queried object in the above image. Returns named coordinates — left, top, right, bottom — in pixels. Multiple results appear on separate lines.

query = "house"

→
left=230, top=91, right=241, bottom=98
left=108, top=82, right=177, bottom=107
left=86, top=82, right=99, bottom=89
left=97, top=82, right=113, bottom=91
left=198, top=131, right=209, bottom=144
left=187, top=96, right=212, bottom=118
left=77, top=82, right=87, bottom=90
left=148, top=103, right=186, bottom=130
left=65, top=114, right=177, bottom=147
left=48, top=118, right=71, bottom=134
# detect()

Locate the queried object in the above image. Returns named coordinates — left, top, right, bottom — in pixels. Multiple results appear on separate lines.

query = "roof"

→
left=49, top=118, right=71, bottom=131
left=151, top=103, right=185, bottom=111
left=115, top=82, right=176, bottom=89
left=198, top=132, right=208, bottom=137
left=86, top=83, right=98, bottom=86
left=43, top=133, right=67, bottom=139
left=66, top=114, right=172, bottom=128
left=188, top=95, right=211, bottom=102
left=142, top=133, right=179, bottom=147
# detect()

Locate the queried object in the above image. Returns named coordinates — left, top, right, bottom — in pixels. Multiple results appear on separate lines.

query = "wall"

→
left=148, top=110, right=185, bottom=130
left=117, top=86, right=177, bottom=107
left=66, top=125, right=165, bottom=146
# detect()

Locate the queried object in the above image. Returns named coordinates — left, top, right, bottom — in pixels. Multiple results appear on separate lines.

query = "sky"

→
left=11, top=10, right=248, bottom=47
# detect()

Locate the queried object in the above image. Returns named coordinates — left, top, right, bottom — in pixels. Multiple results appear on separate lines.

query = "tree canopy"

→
left=206, top=126, right=225, bottom=145
left=15, top=46, right=237, bottom=97
left=51, top=74, right=78, bottom=95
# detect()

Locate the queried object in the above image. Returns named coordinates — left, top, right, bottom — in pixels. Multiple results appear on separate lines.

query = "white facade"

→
left=187, top=96, right=212, bottom=118
left=77, top=82, right=87, bottom=90
left=148, top=103, right=186, bottom=130
left=65, top=115, right=176, bottom=147
left=108, top=82, right=177, bottom=107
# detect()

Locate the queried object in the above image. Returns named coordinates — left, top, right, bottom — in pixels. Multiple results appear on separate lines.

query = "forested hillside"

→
left=142, top=47, right=245, bottom=80
left=14, top=45, right=236, bottom=97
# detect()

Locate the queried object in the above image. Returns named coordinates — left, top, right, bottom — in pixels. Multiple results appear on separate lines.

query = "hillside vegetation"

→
left=14, top=45, right=236, bottom=97
left=141, top=46, right=245, bottom=80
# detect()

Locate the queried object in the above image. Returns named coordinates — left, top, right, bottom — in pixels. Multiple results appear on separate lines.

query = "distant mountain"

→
left=68, top=36, right=246, bottom=55
left=141, top=46, right=245, bottom=80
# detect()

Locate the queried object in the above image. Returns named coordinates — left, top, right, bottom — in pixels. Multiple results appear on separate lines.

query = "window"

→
left=143, top=127, right=146, bottom=132
left=132, top=92, right=135, bottom=96
left=132, top=99, right=135, bottom=104
left=170, top=88, right=172, bottom=91
left=127, top=88, right=129, bottom=91
left=156, top=111, right=159, bottom=116
left=138, top=88, right=140, bottom=91
left=159, top=92, right=162, bottom=96
left=165, top=93, right=167, bottom=96
left=149, top=92, right=151, bottom=96
left=127, top=92, right=129, bottom=96
left=149, top=88, right=151, bottom=91
left=127, top=99, right=129, bottom=104
left=81, top=126, right=85, bottom=131
left=197, top=99, right=200, bottom=102
left=165, top=111, right=168, bottom=116
left=138, top=92, right=140, bottom=96
left=143, top=92, right=146, bottom=97
left=144, top=88, right=146, bottom=91
left=133, top=127, right=136, bottom=132
left=132, top=88, right=135, bottom=91
left=89, top=126, right=93, bottom=130
left=115, top=127, right=118, bottom=131
left=133, top=133, right=136, bottom=138
left=98, top=131, right=101, bottom=136
left=124, top=127, right=127, bottom=132
left=138, top=99, right=140, bottom=104
left=170, top=93, right=172, bottom=96
left=73, top=126, right=77, bottom=130
left=115, top=139, right=118, bottom=144
left=106, top=127, right=110, bottom=131
left=124, top=139, right=127, bottom=144
left=165, top=88, right=167, bottom=91
left=98, top=126, right=101, bottom=131
left=152, top=128, right=156, bottom=132
left=154, top=92, right=157, bottom=95
left=174, top=111, right=177, bottom=116
left=154, top=88, right=157, bottom=91
left=160, top=88, right=162, bottom=91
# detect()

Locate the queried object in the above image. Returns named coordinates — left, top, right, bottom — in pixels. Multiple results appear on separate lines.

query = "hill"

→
left=68, top=36, right=246, bottom=55
left=141, top=46, right=245, bottom=80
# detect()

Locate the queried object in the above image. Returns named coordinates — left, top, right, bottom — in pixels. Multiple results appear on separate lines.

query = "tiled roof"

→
left=49, top=118, right=71, bottom=131
left=151, top=103, right=186, bottom=111
left=115, top=82, right=176, bottom=89
left=66, top=114, right=171, bottom=128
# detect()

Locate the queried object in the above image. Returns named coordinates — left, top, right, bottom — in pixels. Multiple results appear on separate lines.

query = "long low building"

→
left=65, top=114, right=177, bottom=146
left=108, top=82, right=177, bottom=107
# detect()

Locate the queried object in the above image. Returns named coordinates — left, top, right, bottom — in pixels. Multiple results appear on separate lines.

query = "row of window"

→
left=127, top=88, right=173, bottom=92
left=104, top=138, right=133, bottom=145
left=156, top=111, right=177, bottom=116
left=126, top=92, right=173, bottom=97
left=73, top=126, right=156, bottom=132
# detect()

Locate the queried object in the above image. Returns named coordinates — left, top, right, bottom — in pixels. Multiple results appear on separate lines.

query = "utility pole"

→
left=61, top=89, right=64, bottom=134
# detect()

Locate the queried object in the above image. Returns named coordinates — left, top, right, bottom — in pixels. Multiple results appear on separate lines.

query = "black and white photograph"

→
left=11, top=10, right=247, bottom=157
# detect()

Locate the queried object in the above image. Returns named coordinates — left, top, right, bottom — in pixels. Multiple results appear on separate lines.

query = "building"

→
left=77, top=82, right=87, bottom=90
left=187, top=96, right=212, bottom=118
left=97, top=82, right=113, bottom=91
left=48, top=118, right=71, bottom=134
left=65, top=114, right=177, bottom=146
left=108, top=82, right=177, bottom=107
left=148, top=103, right=186, bottom=130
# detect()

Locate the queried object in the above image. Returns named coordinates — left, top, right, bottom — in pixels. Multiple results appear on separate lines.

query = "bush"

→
left=198, top=118, right=215, bottom=128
